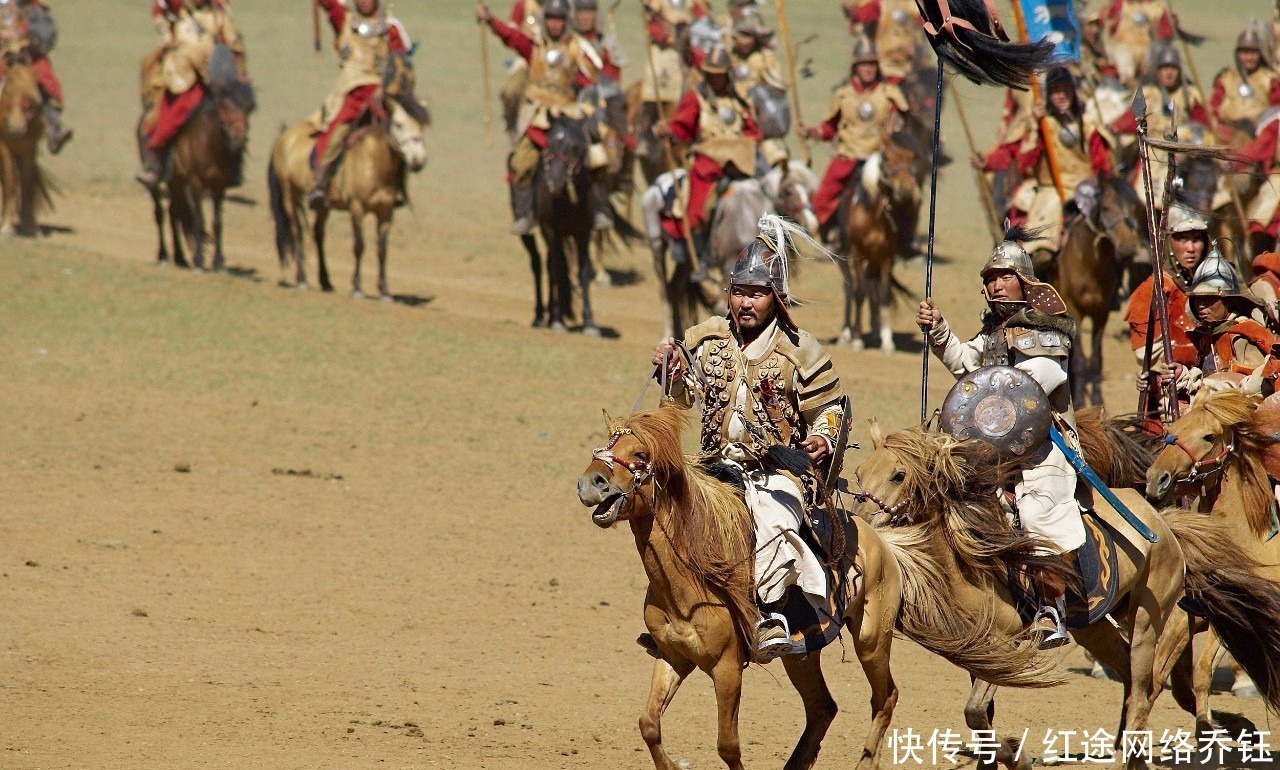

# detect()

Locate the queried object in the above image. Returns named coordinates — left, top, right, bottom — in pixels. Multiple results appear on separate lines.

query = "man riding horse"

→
left=0, top=0, right=71, bottom=153
left=1140, top=251, right=1280, bottom=401
left=1211, top=22, right=1280, bottom=143
left=728, top=10, right=789, bottom=169
left=571, top=0, right=622, bottom=82
left=801, top=36, right=907, bottom=251
left=1124, top=204, right=1208, bottom=369
left=139, top=0, right=245, bottom=191
left=655, top=44, right=761, bottom=280
left=1101, top=0, right=1174, bottom=85
left=841, top=0, right=927, bottom=86
left=915, top=228, right=1082, bottom=650
left=652, top=219, right=847, bottom=661
left=307, top=0, right=410, bottom=211
left=478, top=0, right=610, bottom=234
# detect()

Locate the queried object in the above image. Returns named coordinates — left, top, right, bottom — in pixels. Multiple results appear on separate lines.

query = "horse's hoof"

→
left=296, top=282, right=309, bottom=291
left=1089, top=661, right=1114, bottom=681
left=583, top=325, right=602, bottom=338
left=1233, top=685, right=1260, bottom=699
left=881, top=345, right=895, bottom=356
left=192, top=266, right=205, bottom=274
left=550, top=321, right=568, bottom=333
left=531, top=317, right=546, bottom=329
left=848, top=337, right=865, bottom=353
left=593, top=274, right=612, bottom=288
left=352, top=290, right=365, bottom=300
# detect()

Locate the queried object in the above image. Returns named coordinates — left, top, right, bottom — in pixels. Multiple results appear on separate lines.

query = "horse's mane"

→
left=621, top=404, right=757, bottom=657
left=881, top=429, right=1074, bottom=587
left=1191, top=390, right=1277, bottom=539
left=1075, top=406, right=1157, bottom=490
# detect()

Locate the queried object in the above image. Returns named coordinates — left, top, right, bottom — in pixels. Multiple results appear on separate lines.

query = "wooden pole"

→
left=479, top=20, right=493, bottom=149
left=948, top=79, right=1003, bottom=242
left=312, top=0, right=322, bottom=62
left=921, top=57, right=944, bottom=423
left=773, top=0, right=811, bottom=166
left=1008, top=0, right=1066, bottom=203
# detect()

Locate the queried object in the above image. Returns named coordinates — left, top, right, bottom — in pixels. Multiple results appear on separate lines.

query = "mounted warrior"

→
left=728, top=9, right=790, bottom=169
left=841, top=0, right=927, bottom=86
left=1124, top=204, right=1207, bottom=370
left=0, top=0, right=71, bottom=153
left=1100, top=0, right=1174, bottom=85
left=1211, top=21, right=1280, bottom=144
left=652, top=218, right=847, bottom=661
left=916, top=227, right=1082, bottom=649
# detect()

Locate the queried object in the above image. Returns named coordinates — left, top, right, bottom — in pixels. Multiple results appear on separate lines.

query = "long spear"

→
left=773, top=0, right=810, bottom=166
left=920, top=54, right=944, bottom=423
left=312, top=0, right=322, bottom=61
left=479, top=18, right=493, bottom=148
left=948, top=79, right=1003, bottom=241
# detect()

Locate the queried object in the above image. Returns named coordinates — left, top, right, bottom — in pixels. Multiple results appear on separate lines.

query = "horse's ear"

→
left=602, top=409, right=616, bottom=433
left=868, top=417, right=884, bottom=449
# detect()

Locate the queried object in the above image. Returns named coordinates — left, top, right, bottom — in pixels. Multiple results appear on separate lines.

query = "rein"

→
left=849, top=473, right=911, bottom=524
left=1162, top=430, right=1236, bottom=489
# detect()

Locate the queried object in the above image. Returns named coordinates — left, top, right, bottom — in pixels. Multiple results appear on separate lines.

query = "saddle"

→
left=1007, top=510, right=1121, bottom=630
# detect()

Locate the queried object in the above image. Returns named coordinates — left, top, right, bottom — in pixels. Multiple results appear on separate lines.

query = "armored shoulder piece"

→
left=684, top=316, right=732, bottom=349
left=1006, top=326, right=1071, bottom=358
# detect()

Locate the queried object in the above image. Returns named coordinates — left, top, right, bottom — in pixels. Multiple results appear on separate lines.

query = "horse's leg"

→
left=211, top=193, right=225, bottom=272
left=350, top=213, right=366, bottom=299
left=850, top=591, right=900, bottom=770
left=522, top=233, right=545, bottom=327
left=1193, top=630, right=1228, bottom=738
left=639, top=655, right=696, bottom=770
left=169, top=187, right=189, bottom=269
left=838, top=251, right=859, bottom=350
left=376, top=214, right=392, bottom=302
left=313, top=209, right=333, bottom=292
left=876, top=254, right=895, bottom=355
left=152, top=188, right=170, bottom=264
left=709, top=656, right=745, bottom=770
left=1228, top=654, right=1260, bottom=699
left=189, top=187, right=207, bottom=272
left=548, top=230, right=571, bottom=332
left=780, top=653, right=838, bottom=770
left=963, top=680, right=1031, bottom=770
left=578, top=231, right=600, bottom=336
left=0, top=147, right=15, bottom=236
left=292, top=205, right=309, bottom=289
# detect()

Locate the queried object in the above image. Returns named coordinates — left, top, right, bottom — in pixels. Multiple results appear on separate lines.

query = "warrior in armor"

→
left=916, top=227, right=1083, bottom=649
left=841, top=0, right=927, bottom=85
left=1250, top=249, right=1280, bottom=330
left=728, top=10, right=788, bottom=168
left=655, top=45, right=762, bottom=278
left=975, top=88, right=1037, bottom=224
left=1124, top=204, right=1207, bottom=369
left=1012, top=67, right=1113, bottom=277
left=1109, top=44, right=1206, bottom=212
left=1211, top=22, right=1280, bottom=142
left=802, top=36, right=907, bottom=247
left=1100, top=0, right=1174, bottom=85
left=307, top=0, right=410, bottom=210
left=139, top=0, right=245, bottom=190
left=1231, top=108, right=1280, bottom=255
left=479, top=0, right=604, bottom=234
left=0, top=0, right=71, bottom=153
left=1079, top=7, right=1121, bottom=87
left=571, top=0, right=622, bottom=82
left=652, top=217, right=847, bottom=660
left=1141, top=250, right=1280, bottom=400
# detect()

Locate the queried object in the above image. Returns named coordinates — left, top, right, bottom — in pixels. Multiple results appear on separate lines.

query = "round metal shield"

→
left=546, top=48, right=565, bottom=67
left=1058, top=123, right=1080, bottom=146
left=1240, top=82, right=1255, bottom=99
left=857, top=100, right=875, bottom=121
left=940, top=366, right=1051, bottom=458
left=891, top=8, right=909, bottom=23
left=1131, top=10, right=1148, bottom=25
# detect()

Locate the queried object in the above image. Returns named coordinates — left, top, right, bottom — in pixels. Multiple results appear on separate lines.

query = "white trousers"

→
left=745, top=470, right=829, bottom=605
left=1017, top=442, right=1086, bottom=554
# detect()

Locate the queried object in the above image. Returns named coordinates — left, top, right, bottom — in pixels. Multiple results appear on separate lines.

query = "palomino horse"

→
left=856, top=425, right=1280, bottom=769
left=577, top=403, right=902, bottom=770
left=1146, top=390, right=1280, bottom=730
left=268, top=103, right=426, bottom=297
left=0, top=52, right=51, bottom=236
left=1055, top=177, right=1144, bottom=406
left=838, top=132, right=921, bottom=353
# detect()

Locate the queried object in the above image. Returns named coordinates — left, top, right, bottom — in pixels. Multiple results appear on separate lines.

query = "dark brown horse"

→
left=0, top=52, right=52, bottom=236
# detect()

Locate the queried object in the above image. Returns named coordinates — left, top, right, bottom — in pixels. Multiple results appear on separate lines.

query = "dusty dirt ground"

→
left=2, top=1, right=1275, bottom=768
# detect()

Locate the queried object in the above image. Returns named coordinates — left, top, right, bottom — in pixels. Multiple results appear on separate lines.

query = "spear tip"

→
left=1131, top=87, right=1147, bottom=121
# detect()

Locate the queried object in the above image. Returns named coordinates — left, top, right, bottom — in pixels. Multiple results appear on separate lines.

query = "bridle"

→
left=849, top=472, right=911, bottom=525
left=591, top=426, right=654, bottom=502
left=1161, top=429, right=1236, bottom=489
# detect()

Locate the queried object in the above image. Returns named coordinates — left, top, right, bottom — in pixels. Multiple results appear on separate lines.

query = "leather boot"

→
left=43, top=103, right=73, bottom=155
left=308, top=163, right=333, bottom=211
left=136, top=143, right=165, bottom=191
left=1030, top=567, right=1070, bottom=650
left=510, top=181, right=535, bottom=236
left=592, top=178, right=614, bottom=232
left=689, top=228, right=711, bottom=283
left=309, top=124, right=349, bottom=210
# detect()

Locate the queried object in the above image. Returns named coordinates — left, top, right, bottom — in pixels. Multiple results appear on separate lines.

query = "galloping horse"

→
left=1146, top=390, right=1280, bottom=731
left=838, top=132, right=921, bottom=353
left=0, top=51, right=51, bottom=237
left=857, top=425, right=1280, bottom=769
left=268, top=102, right=425, bottom=297
left=577, top=403, right=903, bottom=770
left=1055, top=176, right=1144, bottom=406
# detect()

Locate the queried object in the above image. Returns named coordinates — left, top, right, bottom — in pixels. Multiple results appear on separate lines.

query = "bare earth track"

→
left=1, top=1, right=1272, bottom=768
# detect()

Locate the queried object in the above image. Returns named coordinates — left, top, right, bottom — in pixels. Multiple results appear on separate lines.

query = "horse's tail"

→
left=610, top=201, right=644, bottom=245
left=880, top=527, right=1066, bottom=688
left=1161, top=507, right=1280, bottom=711
left=267, top=159, right=292, bottom=269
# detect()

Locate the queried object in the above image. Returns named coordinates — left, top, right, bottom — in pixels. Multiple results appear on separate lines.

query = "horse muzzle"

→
left=1145, top=467, right=1175, bottom=503
left=577, top=470, right=627, bottom=528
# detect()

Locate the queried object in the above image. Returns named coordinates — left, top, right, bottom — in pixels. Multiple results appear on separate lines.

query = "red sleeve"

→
left=667, top=91, right=701, bottom=143
left=1210, top=75, right=1226, bottom=113
left=1154, top=10, right=1174, bottom=41
left=487, top=17, right=534, bottom=61
left=508, top=0, right=526, bottom=24
left=388, top=24, right=407, bottom=53
left=317, top=0, right=346, bottom=33
left=852, top=0, right=880, bottom=25
left=1103, top=0, right=1124, bottom=33
left=742, top=113, right=762, bottom=142
left=1189, top=100, right=1208, bottom=126
left=1016, top=132, right=1043, bottom=176
left=1270, top=78, right=1280, bottom=108
left=1110, top=109, right=1137, bottom=135
left=1089, top=130, right=1111, bottom=175
left=1235, top=121, right=1279, bottom=170
left=599, top=50, right=621, bottom=81
left=819, top=109, right=839, bottom=141
left=646, top=18, right=674, bottom=47
left=982, top=141, right=1020, bottom=172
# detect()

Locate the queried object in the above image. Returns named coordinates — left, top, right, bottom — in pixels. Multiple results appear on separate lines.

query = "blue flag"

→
left=1016, top=0, right=1082, bottom=63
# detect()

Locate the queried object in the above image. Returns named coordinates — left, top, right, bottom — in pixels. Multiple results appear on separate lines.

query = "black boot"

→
left=592, top=179, right=614, bottom=232
left=689, top=229, right=711, bottom=283
left=510, top=181, right=535, bottom=236
left=44, top=103, right=72, bottom=155
left=136, top=144, right=164, bottom=191
left=308, top=163, right=332, bottom=211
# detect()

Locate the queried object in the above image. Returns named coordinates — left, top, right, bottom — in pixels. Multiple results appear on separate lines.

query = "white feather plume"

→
left=754, top=213, right=838, bottom=302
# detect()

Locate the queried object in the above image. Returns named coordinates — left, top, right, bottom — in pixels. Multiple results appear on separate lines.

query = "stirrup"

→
left=1030, top=599, right=1069, bottom=650
left=754, top=612, right=794, bottom=661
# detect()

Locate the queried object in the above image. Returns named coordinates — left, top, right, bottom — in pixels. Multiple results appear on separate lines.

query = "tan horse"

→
left=267, top=104, right=425, bottom=299
left=1145, top=390, right=1280, bottom=731
left=1054, top=177, right=1144, bottom=406
left=0, top=53, right=51, bottom=237
left=838, top=132, right=920, bottom=353
left=576, top=403, right=902, bottom=770
left=855, top=425, right=1280, bottom=769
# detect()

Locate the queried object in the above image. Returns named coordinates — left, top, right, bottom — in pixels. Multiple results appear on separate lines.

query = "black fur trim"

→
left=699, top=458, right=748, bottom=491
left=982, top=306, right=1078, bottom=339
left=764, top=444, right=813, bottom=476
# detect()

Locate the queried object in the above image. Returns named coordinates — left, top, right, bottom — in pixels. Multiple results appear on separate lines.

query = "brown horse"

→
left=576, top=403, right=902, bottom=770
left=1055, top=177, right=1144, bottom=406
left=856, top=425, right=1280, bottom=769
left=838, top=132, right=921, bottom=353
left=1145, top=390, right=1280, bottom=732
left=0, top=52, right=52, bottom=237
left=268, top=104, right=425, bottom=298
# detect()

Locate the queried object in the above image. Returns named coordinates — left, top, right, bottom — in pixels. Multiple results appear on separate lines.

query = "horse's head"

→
left=577, top=404, right=687, bottom=528
left=383, top=50, right=417, bottom=101
left=1098, top=176, right=1142, bottom=261
left=1146, top=389, right=1254, bottom=502
left=0, top=59, right=39, bottom=135
left=388, top=103, right=427, bottom=172
left=542, top=116, right=589, bottom=196
left=880, top=133, right=921, bottom=209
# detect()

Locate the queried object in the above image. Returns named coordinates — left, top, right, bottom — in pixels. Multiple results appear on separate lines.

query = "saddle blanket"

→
left=1008, top=510, right=1121, bottom=631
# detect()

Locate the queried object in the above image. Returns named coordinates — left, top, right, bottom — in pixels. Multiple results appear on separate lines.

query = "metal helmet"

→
left=1167, top=204, right=1208, bottom=235
left=980, top=229, right=1068, bottom=315
left=1151, top=43, right=1181, bottom=71
left=1237, top=23, right=1264, bottom=52
left=701, top=44, right=733, bottom=75
left=732, top=9, right=767, bottom=39
left=980, top=238, right=1037, bottom=283
left=851, top=34, right=878, bottom=65
left=574, top=0, right=598, bottom=9
left=1187, top=247, right=1247, bottom=298
left=729, top=237, right=787, bottom=295
left=544, top=0, right=571, bottom=19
